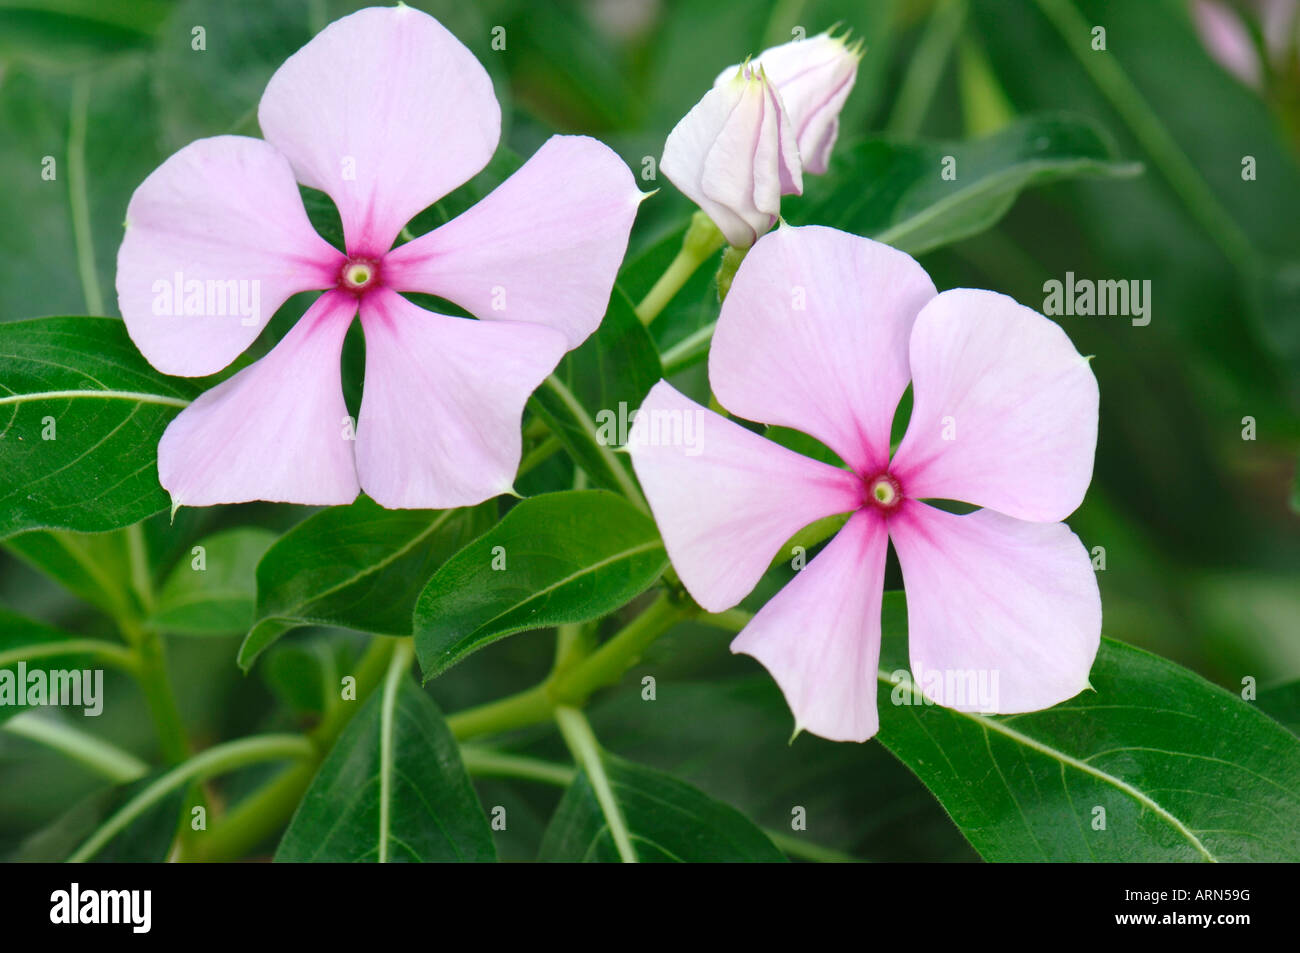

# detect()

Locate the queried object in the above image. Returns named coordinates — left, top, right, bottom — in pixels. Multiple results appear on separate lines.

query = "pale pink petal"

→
left=662, top=68, right=800, bottom=248
left=355, top=289, right=567, bottom=509
left=158, top=291, right=359, bottom=506
left=258, top=5, right=500, bottom=255
left=626, top=380, right=862, bottom=612
left=719, top=33, right=860, bottom=174
left=889, top=501, right=1101, bottom=713
left=1192, top=0, right=1263, bottom=86
left=116, top=135, right=342, bottom=377
left=710, top=225, right=936, bottom=475
left=890, top=289, right=1098, bottom=523
left=732, top=509, right=887, bottom=742
left=383, top=136, right=641, bottom=349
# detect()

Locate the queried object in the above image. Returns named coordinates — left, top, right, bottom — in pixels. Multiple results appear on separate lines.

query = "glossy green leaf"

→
left=790, top=112, right=1142, bottom=255
left=0, top=316, right=198, bottom=538
left=150, top=527, right=276, bottom=636
left=538, top=752, right=785, bottom=862
left=276, top=670, right=494, bottom=862
left=413, top=490, right=667, bottom=679
left=528, top=288, right=661, bottom=495
left=239, top=498, right=488, bottom=671
left=876, top=592, right=1300, bottom=861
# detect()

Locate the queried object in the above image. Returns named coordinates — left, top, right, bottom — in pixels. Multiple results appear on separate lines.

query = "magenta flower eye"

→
left=627, top=224, right=1102, bottom=743
left=116, top=5, right=643, bottom=511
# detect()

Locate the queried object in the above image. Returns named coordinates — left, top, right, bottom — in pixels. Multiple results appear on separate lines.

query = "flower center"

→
left=865, top=472, right=903, bottom=511
left=339, top=257, right=380, bottom=293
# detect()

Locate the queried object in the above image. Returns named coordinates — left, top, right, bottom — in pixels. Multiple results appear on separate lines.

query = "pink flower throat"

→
left=338, top=256, right=382, bottom=294
left=864, top=471, right=903, bottom=512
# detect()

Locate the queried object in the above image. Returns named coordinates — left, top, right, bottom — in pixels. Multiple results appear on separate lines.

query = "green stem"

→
left=518, top=433, right=562, bottom=477
left=0, top=638, right=138, bottom=673
left=551, top=593, right=688, bottom=701
left=554, top=706, right=637, bottom=863
left=448, top=592, right=691, bottom=742
left=887, top=0, right=967, bottom=137
left=68, top=733, right=314, bottom=863
left=700, top=607, right=753, bottom=633
left=660, top=322, right=717, bottom=375
left=129, top=622, right=190, bottom=765
left=460, top=746, right=576, bottom=787
left=446, top=682, right=554, bottom=742
left=635, top=211, right=726, bottom=325
left=765, top=829, right=863, bottom=863
left=68, top=75, right=103, bottom=316
left=377, top=639, right=415, bottom=863
left=4, top=712, right=150, bottom=784
left=189, top=636, right=399, bottom=862
left=1032, top=0, right=1256, bottom=275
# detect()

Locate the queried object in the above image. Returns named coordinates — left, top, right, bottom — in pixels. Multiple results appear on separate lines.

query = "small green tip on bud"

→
left=169, top=497, right=181, bottom=523
left=788, top=725, right=804, bottom=746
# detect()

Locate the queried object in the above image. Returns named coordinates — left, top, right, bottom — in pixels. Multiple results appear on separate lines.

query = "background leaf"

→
left=239, top=498, right=488, bottom=671
left=538, top=752, right=785, bottom=862
left=276, top=669, right=495, bottom=862
left=528, top=288, right=661, bottom=493
left=413, top=490, right=667, bottom=679
left=790, top=111, right=1141, bottom=256
left=150, top=526, right=275, bottom=636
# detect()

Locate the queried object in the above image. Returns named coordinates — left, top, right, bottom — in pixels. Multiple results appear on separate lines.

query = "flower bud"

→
left=661, top=63, right=802, bottom=248
left=717, top=30, right=863, bottom=175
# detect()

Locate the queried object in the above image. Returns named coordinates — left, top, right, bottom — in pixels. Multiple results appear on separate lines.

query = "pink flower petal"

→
left=732, top=509, right=888, bottom=742
left=626, top=380, right=862, bottom=612
left=1191, top=0, right=1263, bottom=87
left=890, top=289, right=1098, bottom=523
left=889, top=501, right=1101, bottom=714
left=728, top=32, right=859, bottom=174
left=355, top=289, right=568, bottom=509
left=158, top=291, right=359, bottom=506
left=661, top=67, right=800, bottom=247
left=383, top=136, right=642, bottom=349
left=710, top=225, right=936, bottom=475
left=258, top=5, right=500, bottom=255
left=116, top=135, right=342, bottom=377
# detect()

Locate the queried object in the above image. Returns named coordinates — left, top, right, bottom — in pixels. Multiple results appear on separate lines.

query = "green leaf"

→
left=7, top=772, right=181, bottom=862
left=1259, top=681, right=1300, bottom=736
left=876, top=592, right=1300, bottom=861
left=413, top=490, right=667, bottom=679
left=538, top=753, right=785, bottom=862
left=585, top=674, right=974, bottom=862
left=239, top=498, right=488, bottom=671
left=0, top=607, right=123, bottom=726
left=0, top=316, right=198, bottom=538
left=276, top=668, right=494, bottom=862
left=790, top=112, right=1142, bottom=256
left=528, top=288, right=660, bottom=496
left=150, top=527, right=276, bottom=636
left=2, top=528, right=138, bottom=618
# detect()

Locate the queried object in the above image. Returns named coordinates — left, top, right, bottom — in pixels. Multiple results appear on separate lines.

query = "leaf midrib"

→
left=877, top=668, right=1217, bottom=861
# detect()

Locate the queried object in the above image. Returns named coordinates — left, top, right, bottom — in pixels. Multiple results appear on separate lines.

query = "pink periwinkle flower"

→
left=661, top=62, right=803, bottom=248
left=628, top=225, right=1102, bottom=742
left=714, top=29, right=863, bottom=175
left=117, top=5, right=642, bottom=510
